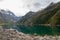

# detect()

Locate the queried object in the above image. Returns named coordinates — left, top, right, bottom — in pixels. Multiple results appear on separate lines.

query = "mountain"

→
left=0, top=9, right=20, bottom=24
left=18, top=11, right=35, bottom=25
left=18, top=2, right=60, bottom=26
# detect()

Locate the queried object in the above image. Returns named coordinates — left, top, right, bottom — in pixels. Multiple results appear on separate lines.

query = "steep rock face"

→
left=18, top=2, right=60, bottom=25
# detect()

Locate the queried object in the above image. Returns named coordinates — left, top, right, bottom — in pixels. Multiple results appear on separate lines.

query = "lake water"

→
left=1, top=25, right=60, bottom=35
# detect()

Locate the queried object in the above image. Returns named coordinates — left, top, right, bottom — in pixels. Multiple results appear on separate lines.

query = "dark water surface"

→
left=1, top=25, right=60, bottom=35
left=17, top=25, right=60, bottom=35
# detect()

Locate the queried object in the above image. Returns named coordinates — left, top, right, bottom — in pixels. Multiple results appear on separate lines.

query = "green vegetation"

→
left=48, top=10, right=60, bottom=25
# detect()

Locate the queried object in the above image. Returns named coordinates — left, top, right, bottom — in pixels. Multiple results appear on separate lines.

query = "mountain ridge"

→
left=18, top=2, right=60, bottom=26
left=0, top=9, right=20, bottom=24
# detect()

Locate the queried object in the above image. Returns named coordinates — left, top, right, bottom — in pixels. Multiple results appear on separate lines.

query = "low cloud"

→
left=0, top=0, right=60, bottom=16
left=0, top=0, right=3, bottom=1
left=23, top=0, right=60, bottom=11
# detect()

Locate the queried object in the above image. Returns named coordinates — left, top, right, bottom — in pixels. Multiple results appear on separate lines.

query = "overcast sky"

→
left=0, top=0, right=60, bottom=16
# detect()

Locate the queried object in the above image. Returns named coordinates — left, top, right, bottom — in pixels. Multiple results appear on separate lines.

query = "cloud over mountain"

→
left=0, top=0, right=60, bottom=16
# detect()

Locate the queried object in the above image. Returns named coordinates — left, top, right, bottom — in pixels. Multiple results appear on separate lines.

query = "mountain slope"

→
left=18, top=2, right=60, bottom=26
left=18, top=11, right=35, bottom=24
left=48, top=10, right=60, bottom=25
left=0, top=9, right=20, bottom=24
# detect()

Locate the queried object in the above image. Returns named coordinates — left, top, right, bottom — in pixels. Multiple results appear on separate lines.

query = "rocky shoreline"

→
left=0, top=27, right=60, bottom=40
